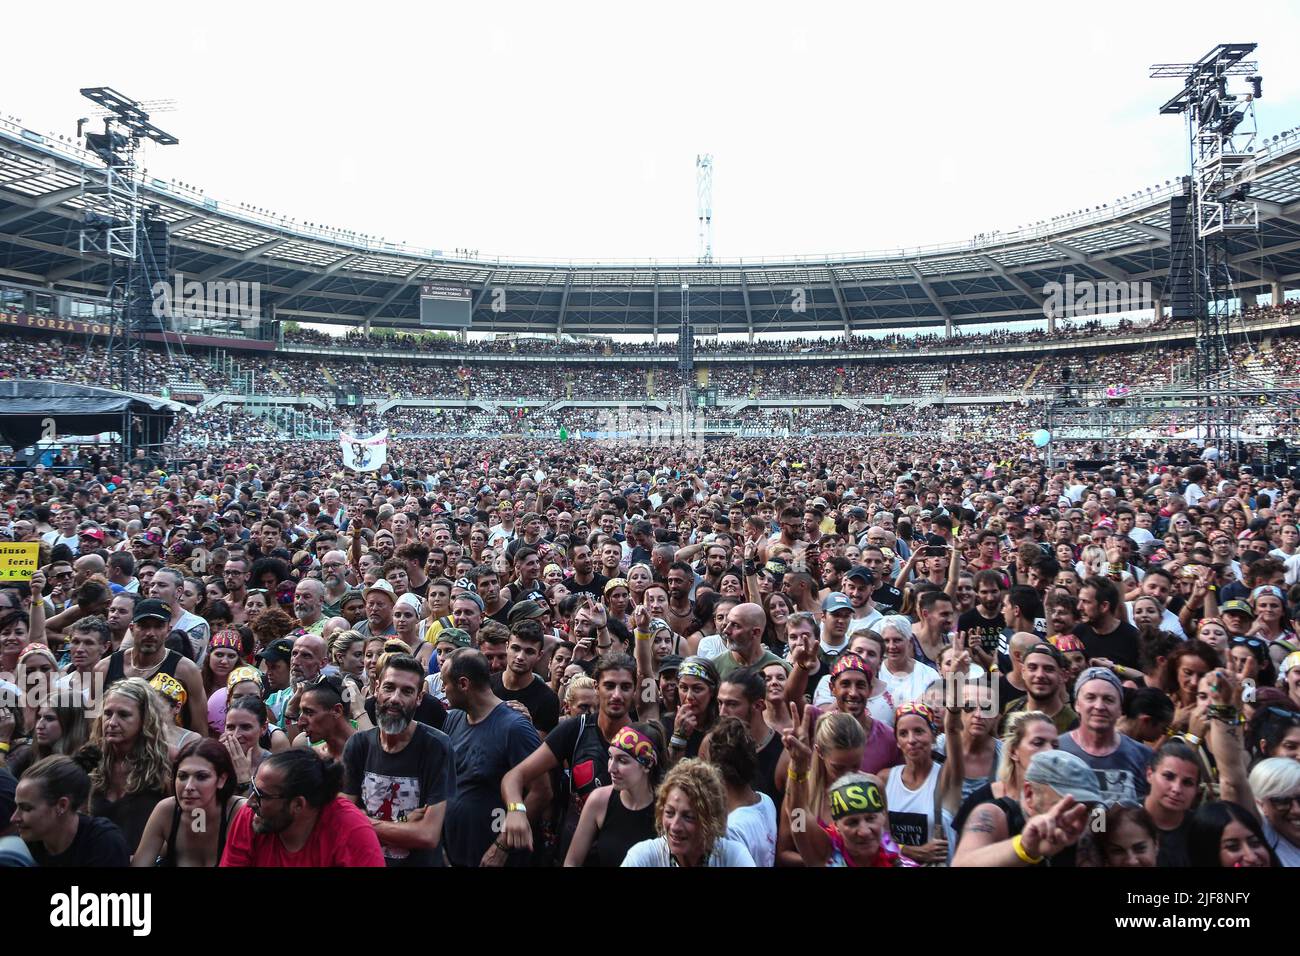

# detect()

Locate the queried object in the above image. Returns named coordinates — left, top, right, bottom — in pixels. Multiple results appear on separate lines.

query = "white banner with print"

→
left=340, top=429, right=388, bottom=472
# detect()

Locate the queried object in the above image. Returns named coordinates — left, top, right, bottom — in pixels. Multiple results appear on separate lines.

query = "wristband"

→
left=1181, top=733, right=1200, bottom=747
left=787, top=767, right=808, bottom=783
left=670, top=735, right=689, bottom=749
left=1207, top=704, right=1240, bottom=723
left=1012, top=833, right=1043, bottom=865
left=634, top=630, right=652, bottom=642
left=507, top=802, right=528, bottom=814
left=0, top=742, right=9, bottom=754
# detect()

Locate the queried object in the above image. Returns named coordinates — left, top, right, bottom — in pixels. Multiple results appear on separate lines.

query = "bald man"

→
left=272, top=631, right=331, bottom=728
left=712, top=601, right=789, bottom=679
left=73, top=553, right=106, bottom=589
left=321, top=549, right=352, bottom=614
left=294, top=578, right=327, bottom=634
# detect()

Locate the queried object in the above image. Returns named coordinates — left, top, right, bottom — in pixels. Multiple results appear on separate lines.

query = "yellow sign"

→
left=0, top=542, right=40, bottom=582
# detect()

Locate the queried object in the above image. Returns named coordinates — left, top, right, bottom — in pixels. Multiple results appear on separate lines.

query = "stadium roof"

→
left=2, top=116, right=1300, bottom=336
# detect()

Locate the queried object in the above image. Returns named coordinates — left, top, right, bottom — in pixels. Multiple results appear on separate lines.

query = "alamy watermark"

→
left=152, top=272, right=262, bottom=327
left=591, top=405, right=706, bottom=451
left=1041, top=273, right=1152, bottom=323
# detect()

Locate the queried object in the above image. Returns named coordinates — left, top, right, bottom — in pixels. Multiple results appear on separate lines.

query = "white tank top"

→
left=885, top=762, right=951, bottom=851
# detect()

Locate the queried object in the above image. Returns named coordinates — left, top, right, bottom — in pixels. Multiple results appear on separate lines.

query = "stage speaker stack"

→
left=1167, top=188, right=1195, bottom=323
left=130, top=218, right=171, bottom=332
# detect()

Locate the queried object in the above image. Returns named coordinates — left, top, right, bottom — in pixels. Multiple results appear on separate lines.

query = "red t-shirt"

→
left=219, top=797, right=385, bottom=867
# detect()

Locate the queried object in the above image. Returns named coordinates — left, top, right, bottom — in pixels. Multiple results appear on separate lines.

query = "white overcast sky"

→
left=7, top=1, right=1300, bottom=264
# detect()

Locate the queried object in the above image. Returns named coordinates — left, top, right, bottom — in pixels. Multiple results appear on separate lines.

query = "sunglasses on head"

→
left=1231, top=636, right=1266, bottom=649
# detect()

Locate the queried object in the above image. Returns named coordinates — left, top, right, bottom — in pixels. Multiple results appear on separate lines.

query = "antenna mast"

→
left=696, top=154, right=713, bottom=264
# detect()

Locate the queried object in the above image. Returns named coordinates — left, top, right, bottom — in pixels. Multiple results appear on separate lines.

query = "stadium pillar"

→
left=1272, top=281, right=1285, bottom=307
left=1045, top=308, right=1055, bottom=334
left=1151, top=296, right=1163, bottom=323
left=363, top=318, right=371, bottom=336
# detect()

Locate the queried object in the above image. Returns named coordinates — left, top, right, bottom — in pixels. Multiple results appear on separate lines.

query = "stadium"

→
left=1, top=56, right=1299, bottom=457
left=3, top=18, right=1300, bottom=890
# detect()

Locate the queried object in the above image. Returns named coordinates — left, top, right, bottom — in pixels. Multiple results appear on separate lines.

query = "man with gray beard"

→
left=342, top=654, right=457, bottom=867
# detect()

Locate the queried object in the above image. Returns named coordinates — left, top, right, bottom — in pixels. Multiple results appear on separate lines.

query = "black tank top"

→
left=105, top=649, right=183, bottom=687
left=595, top=792, right=656, bottom=867
left=160, top=797, right=236, bottom=867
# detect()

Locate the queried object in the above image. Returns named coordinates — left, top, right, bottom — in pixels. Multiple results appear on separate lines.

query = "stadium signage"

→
left=420, top=284, right=472, bottom=300
left=0, top=312, right=112, bottom=335
left=0, top=311, right=274, bottom=351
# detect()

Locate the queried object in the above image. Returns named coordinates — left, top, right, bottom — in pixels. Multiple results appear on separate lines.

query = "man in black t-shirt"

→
left=959, top=569, right=1006, bottom=659
left=489, top=616, right=560, bottom=737
left=718, top=666, right=784, bottom=803
left=861, top=546, right=903, bottom=612
left=343, top=654, right=456, bottom=867
left=565, top=543, right=608, bottom=599
left=498, top=653, right=639, bottom=863
left=501, top=546, right=546, bottom=611
left=1074, top=576, right=1140, bottom=670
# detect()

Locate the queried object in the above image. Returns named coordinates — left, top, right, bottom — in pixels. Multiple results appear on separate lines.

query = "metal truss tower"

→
left=696, top=154, right=713, bottom=265
left=1151, top=45, right=1262, bottom=447
left=76, top=87, right=178, bottom=396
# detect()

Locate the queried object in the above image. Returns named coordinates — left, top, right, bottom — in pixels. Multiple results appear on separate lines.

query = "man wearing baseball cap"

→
left=819, top=592, right=855, bottom=664
left=256, top=637, right=296, bottom=703
left=1058, top=667, right=1152, bottom=806
left=842, top=566, right=883, bottom=638
left=97, top=598, right=209, bottom=735
left=954, top=749, right=1101, bottom=867
left=1220, top=599, right=1256, bottom=638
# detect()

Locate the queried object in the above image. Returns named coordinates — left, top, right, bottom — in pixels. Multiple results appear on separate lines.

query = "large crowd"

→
left=1, top=423, right=1298, bottom=870
left=8, top=329, right=1300, bottom=409
left=280, top=311, right=1194, bottom=356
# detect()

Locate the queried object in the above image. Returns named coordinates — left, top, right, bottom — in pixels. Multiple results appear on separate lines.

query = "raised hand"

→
left=791, top=631, right=819, bottom=672
left=780, top=701, right=814, bottom=772
left=1019, top=794, right=1089, bottom=860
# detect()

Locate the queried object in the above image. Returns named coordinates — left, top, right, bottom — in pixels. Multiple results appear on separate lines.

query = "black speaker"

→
left=129, top=218, right=171, bottom=332
left=1168, top=187, right=1195, bottom=322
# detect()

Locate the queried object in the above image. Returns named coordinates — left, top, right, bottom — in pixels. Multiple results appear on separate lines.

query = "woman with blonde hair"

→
left=951, top=710, right=1060, bottom=843
left=626, top=563, right=654, bottom=607
left=83, top=676, right=173, bottom=855
left=1076, top=545, right=1107, bottom=581
left=621, top=758, right=756, bottom=866
left=562, top=674, right=598, bottom=718
left=329, top=629, right=367, bottom=681
left=777, top=707, right=868, bottom=866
